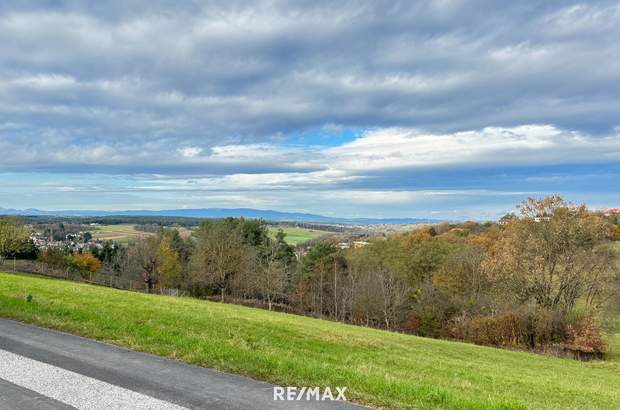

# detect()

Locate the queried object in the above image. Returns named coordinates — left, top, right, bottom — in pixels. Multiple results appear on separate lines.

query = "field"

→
left=90, top=224, right=151, bottom=244
left=268, top=226, right=329, bottom=245
left=90, top=224, right=193, bottom=244
left=1, top=271, right=618, bottom=409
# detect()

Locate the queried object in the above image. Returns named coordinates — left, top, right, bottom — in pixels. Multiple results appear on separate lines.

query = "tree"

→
left=271, top=229, right=295, bottom=266
left=398, top=230, right=455, bottom=287
left=295, top=242, right=343, bottom=318
left=0, top=217, right=31, bottom=264
left=375, top=265, right=409, bottom=330
left=254, top=247, right=286, bottom=310
left=433, top=245, right=489, bottom=301
left=489, top=196, right=617, bottom=312
left=92, top=241, right=127, bottom=274
left=190, top=220, right=255, bottom=301
left=613, top=224, right=620, bottom=241
left=64, top=253, right=102, bottom=279
left=38, top=248, right=67, bottom=272
left=158, top=235, right=183, bottom=289
left=247, top=230, right=295, bottom=310
left=345, top=241, right=409, bottom=329
left=127, top=236, right=160, bottom=293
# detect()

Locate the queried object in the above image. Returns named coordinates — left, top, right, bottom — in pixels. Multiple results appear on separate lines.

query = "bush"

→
left=64, top=253, right=103, bottom=279
left=613, top=224, right=620, bottom=241
left=404, top=285, right=460, bottom=338
left=405, top=310, right=446, bottom=337
left=450, top=307, right=566, bottom=349
left=39, top=248, right=67, bottom=269
left=565, top=314, right=606, bottom=360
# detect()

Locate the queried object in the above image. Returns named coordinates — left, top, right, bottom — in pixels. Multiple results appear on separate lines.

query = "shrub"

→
left=450, top=307, right=566, bottom=349
left=64, top=253, right=103, bottom=279
left=565, top=314, right=606, bottom=360
left=613, top=224, right=620, bottom=241
left=405, top=310, right=445, bottom=337
left=39, top=248, right=67, bottom=269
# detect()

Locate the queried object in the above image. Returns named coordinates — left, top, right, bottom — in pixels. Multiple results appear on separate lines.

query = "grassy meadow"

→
left=1, top=271, right=618, bottom=409
left=268, top=226, right=329, bottom=245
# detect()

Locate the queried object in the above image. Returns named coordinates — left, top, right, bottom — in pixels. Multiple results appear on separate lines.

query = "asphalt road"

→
left=0, top=319, right=365, bottom=410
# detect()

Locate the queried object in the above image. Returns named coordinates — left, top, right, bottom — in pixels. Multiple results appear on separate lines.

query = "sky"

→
left=1, top=0, right=619, bottom=220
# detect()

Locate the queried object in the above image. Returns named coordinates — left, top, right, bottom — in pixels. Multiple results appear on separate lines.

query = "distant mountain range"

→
left=0, top=207, right=441, bottom=225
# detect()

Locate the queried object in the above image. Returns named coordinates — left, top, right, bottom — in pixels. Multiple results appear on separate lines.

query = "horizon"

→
left=1, top=2, right=619, bottom=219
left=1, top=200, right=618, bottom=223
left=0, top=205, right=444, bottom=222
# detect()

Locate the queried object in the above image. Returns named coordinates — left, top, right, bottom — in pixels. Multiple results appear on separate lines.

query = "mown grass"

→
left=0, top=271, right=618, bottom=409
left=268, top=226, right=329, bottom=245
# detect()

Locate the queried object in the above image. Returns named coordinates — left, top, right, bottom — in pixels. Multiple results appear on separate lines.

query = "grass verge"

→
left=0, top=271, right=618, bottom=409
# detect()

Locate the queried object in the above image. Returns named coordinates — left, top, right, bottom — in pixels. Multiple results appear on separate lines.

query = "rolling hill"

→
left=0, top=271, right=618, bottom=409
left=0, top=207, right=440, bottom=225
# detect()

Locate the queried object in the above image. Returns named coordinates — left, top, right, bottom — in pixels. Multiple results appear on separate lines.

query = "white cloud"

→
left=177, top=146, right=202, bottom=158
left=1, top=124, right=619, bottom=178
left=326, top=125, right=620, bottom=171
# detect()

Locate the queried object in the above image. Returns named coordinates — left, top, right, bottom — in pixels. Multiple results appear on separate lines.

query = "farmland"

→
left=83, top=223, right=327, bottom=246
left=91, top=224, right=151, bottom=244
left=267, top=226, right=330, bottom=245
left=1, top=270, right=618, bottom=410
left=90, top=224, right=193, bottom=244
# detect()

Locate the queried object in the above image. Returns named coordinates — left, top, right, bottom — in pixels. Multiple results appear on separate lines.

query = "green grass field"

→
left=1, top=272, right=618, bottom=409
left=268, top=226, right=329, bottom=245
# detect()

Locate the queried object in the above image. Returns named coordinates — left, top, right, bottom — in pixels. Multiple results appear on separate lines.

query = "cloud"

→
left=0, top=1, right=618, bottom=217
left=3, top=123, right=617, bottom=176
left=177, top=147, right=202, bottom=158
left=327, top=125, right=620, bottom=171
left=1, top=1, right=620, bottom=150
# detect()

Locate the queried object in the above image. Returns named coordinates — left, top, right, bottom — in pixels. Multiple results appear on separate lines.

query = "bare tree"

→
left=127, top=236, right=160, bottom=293
left=376, top=265, right=409, bottom=330
left=190, top=221, right=254, bottom=301
left=252, top=243, right=286, bottom=310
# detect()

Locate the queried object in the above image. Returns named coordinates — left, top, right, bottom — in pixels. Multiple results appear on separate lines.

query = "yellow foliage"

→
left=65, top=253, right=102, bottom=277
left=158, top=236, right=182, bottom=288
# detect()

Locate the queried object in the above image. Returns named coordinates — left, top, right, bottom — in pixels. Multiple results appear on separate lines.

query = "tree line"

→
left=2, top=196, right=619, bottom=359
